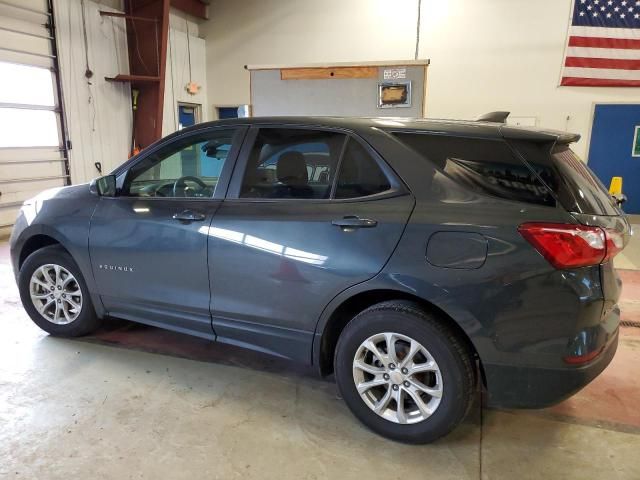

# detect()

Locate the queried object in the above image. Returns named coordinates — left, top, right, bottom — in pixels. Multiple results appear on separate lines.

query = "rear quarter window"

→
left=511, top=140, right=620, bottom=216
left=334, top=139, right=391, bottom=199
left=551, top=146, right=619, bottom=216
left=394, top=133, right=556, bottom=207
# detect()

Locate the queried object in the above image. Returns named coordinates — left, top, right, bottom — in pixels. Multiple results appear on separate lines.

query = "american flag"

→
left=561, top=0, right=640, bottom=86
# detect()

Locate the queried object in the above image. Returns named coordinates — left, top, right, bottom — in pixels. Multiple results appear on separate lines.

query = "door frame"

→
left=585, top=101, right=640, bottom=165
left=585, top=102, right=640, bottom=215
left=177, top=102, right=202, bottom=129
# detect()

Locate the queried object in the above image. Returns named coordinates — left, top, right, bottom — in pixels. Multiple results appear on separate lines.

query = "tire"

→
left=334, top=300, right=475, bottom=444
left=18, top=245, right=102, bottom=337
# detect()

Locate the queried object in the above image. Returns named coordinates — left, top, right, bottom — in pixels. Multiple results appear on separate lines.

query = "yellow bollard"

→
left=609, top=177, right=623, bottom=196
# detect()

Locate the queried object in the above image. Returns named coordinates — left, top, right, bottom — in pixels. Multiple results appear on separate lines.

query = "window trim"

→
left=115, top=126, right=247, bottom=201
left=226, top=125, right=405, bottom=202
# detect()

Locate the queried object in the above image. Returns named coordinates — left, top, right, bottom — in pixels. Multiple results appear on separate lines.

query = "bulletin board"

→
left=245, top=60, right=430, bottom=118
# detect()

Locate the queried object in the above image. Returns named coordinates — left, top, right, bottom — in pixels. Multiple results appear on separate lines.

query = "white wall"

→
left=420, top=0, right=640, bottom=159
left=162, top=26, right=208, bottom=136
left=203, top=0, right=418, bottom=117
left=54, top=0, right=132, bottom=183
left=202, top=0, right=640, bottom=159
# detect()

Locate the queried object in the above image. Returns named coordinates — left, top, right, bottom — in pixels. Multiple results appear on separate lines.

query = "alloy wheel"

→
left=352, top=332, right=443, bottom=424
left=29, top=264, right=83, bottom=325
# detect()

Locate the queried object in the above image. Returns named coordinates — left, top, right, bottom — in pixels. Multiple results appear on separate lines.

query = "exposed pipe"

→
left=414, top=0, right=422, bottom=60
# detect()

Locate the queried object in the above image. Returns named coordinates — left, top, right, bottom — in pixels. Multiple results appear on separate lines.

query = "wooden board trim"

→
left=246, top=59, right=430, bottom=71
left=281, top=66, right=377, bottom=81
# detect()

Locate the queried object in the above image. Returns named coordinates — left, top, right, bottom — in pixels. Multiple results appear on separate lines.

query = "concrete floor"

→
left=1, top=239, right=640, bottom=480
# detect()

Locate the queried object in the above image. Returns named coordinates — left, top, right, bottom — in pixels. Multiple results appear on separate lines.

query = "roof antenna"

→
left=476, top=111, right=510, bottom=123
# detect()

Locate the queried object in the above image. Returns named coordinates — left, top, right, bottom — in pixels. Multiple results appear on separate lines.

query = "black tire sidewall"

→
left=335, top=306, right=473, bottom=444
left=18, top=246, right=100, bottom=337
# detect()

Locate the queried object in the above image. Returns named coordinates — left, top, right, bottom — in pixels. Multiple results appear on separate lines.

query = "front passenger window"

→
left=123, top=129, right=236, bottom=198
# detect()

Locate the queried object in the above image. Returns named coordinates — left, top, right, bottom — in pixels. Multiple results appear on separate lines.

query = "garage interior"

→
left=1, top=0, right=640, bottom=478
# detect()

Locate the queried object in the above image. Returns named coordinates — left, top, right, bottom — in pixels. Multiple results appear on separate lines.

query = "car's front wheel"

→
left=334, top=301, right=476, bottom=443
left=18, top=245, right=102, bottom=337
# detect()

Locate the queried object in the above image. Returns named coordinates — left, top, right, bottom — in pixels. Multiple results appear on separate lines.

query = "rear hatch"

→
left=550, top=143, right=631, bottom=314
left=505, top=132, right=632, bottom=312
left=392, top=126, right=632, bottom=268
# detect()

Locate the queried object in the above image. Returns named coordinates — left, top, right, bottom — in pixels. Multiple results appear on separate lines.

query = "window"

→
left=335, top=140, right=391, bottom=199
left=123, top=129, right=236, bottom=198
left=395, top=133, right=556, bottom=207
left=240, top=129, right=345, bottom=199
left=177, top=103, right=201, bottom=130
left=512, top=140, right=618, bottom=216
left=0, top=62, right=59, bottom=147
left=550, top=146, right=618, bottom=215
left=239, top=129, right=393, bottom=200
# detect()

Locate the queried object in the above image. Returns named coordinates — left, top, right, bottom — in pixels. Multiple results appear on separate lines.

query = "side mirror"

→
left=612, top=193, right=627, bottom=207
left=89, top=174, right=117, bottom=197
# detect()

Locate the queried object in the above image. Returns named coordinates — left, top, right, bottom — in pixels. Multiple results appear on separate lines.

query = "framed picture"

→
left=633, top=125, right=640, bottom=158
left=377, top=81, right=411, bottom=108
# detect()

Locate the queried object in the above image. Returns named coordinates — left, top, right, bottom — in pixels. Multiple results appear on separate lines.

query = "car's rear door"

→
left=206, top=126, right=415, bottom=361
left=89, top=126, right=245, bottom=338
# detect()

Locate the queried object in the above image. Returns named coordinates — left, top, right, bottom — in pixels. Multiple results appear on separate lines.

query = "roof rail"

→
left=476, top=111, right=510, bottom=123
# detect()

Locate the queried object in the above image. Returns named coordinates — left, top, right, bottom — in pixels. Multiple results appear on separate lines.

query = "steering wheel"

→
left=172, top=176, right=207, bottom=197
left=139, top=182, right=168, bottom=197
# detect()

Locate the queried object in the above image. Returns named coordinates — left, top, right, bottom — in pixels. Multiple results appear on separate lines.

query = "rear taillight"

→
left=518, top=222, right=624, bottom=269
left=603, top=228, right=625, bottom=262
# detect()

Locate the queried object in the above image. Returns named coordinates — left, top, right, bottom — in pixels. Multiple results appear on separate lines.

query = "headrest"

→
left=276, top=151, right=308, bottom=185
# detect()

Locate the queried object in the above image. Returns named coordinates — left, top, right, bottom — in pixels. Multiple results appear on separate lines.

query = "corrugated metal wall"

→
left=53, top=0, right=132, bottom=185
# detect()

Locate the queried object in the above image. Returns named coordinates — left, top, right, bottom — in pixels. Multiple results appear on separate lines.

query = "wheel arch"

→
left=313, top=287, right=485, bottom=384
left=14, top=225, right=106, bottom=318
left=18, top=233, right=68, bottom=269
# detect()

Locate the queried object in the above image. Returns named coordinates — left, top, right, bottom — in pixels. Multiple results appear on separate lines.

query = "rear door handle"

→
left=332, top=216, right=378, bottom=229
left=172, top=210, right=206, bottom=221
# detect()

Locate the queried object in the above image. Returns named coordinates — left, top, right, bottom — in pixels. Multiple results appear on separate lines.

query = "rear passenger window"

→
left=240, top=129, right=344, bottom=199
left=335, top=140, right=391, bottom=199
left=240, top=129, right=393, bottom=200
left=395, top=133, right=556, bottom=207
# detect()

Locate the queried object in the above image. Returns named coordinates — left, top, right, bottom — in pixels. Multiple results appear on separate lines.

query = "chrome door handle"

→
left=172, top=210, right=206, bottom=221
left=332, top=216, right=378, bottom=229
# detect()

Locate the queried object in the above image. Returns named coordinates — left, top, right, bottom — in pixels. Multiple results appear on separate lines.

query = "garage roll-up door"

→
left=0, top=0, right=69, bottom=238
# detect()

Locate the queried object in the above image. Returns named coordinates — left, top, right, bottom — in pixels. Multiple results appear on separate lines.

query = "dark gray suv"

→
left=10, top=116, right=630, bottom=443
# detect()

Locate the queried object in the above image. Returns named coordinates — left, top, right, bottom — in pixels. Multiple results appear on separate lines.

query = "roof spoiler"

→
left=476, top=111, right=510, bottom=123
left=556, top=132, right=581, bottom=144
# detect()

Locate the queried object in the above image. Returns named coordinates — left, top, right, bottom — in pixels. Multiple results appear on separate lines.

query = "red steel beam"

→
left=124, top=0, right=170, bottom=149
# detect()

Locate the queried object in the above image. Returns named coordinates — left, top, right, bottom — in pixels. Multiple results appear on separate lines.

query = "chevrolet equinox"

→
left=10, top=115, right=630, bottom=443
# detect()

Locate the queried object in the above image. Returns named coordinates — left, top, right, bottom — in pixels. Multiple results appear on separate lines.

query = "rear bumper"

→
left=484, top=328, right=619, bottom=408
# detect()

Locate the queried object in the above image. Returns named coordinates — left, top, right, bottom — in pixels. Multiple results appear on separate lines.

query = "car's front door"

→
left=206, top=126, right=415, bottom=360
left=89, top=127, right=245, bottom=338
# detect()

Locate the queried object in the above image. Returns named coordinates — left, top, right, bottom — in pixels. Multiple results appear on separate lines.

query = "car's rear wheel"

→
left=334, top=300, right=475, bottom=443
left=18, top=245, right=102, bottom=337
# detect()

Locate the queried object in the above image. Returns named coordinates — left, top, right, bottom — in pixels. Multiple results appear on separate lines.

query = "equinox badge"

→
left=98, top=264, right=134, bottom=272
